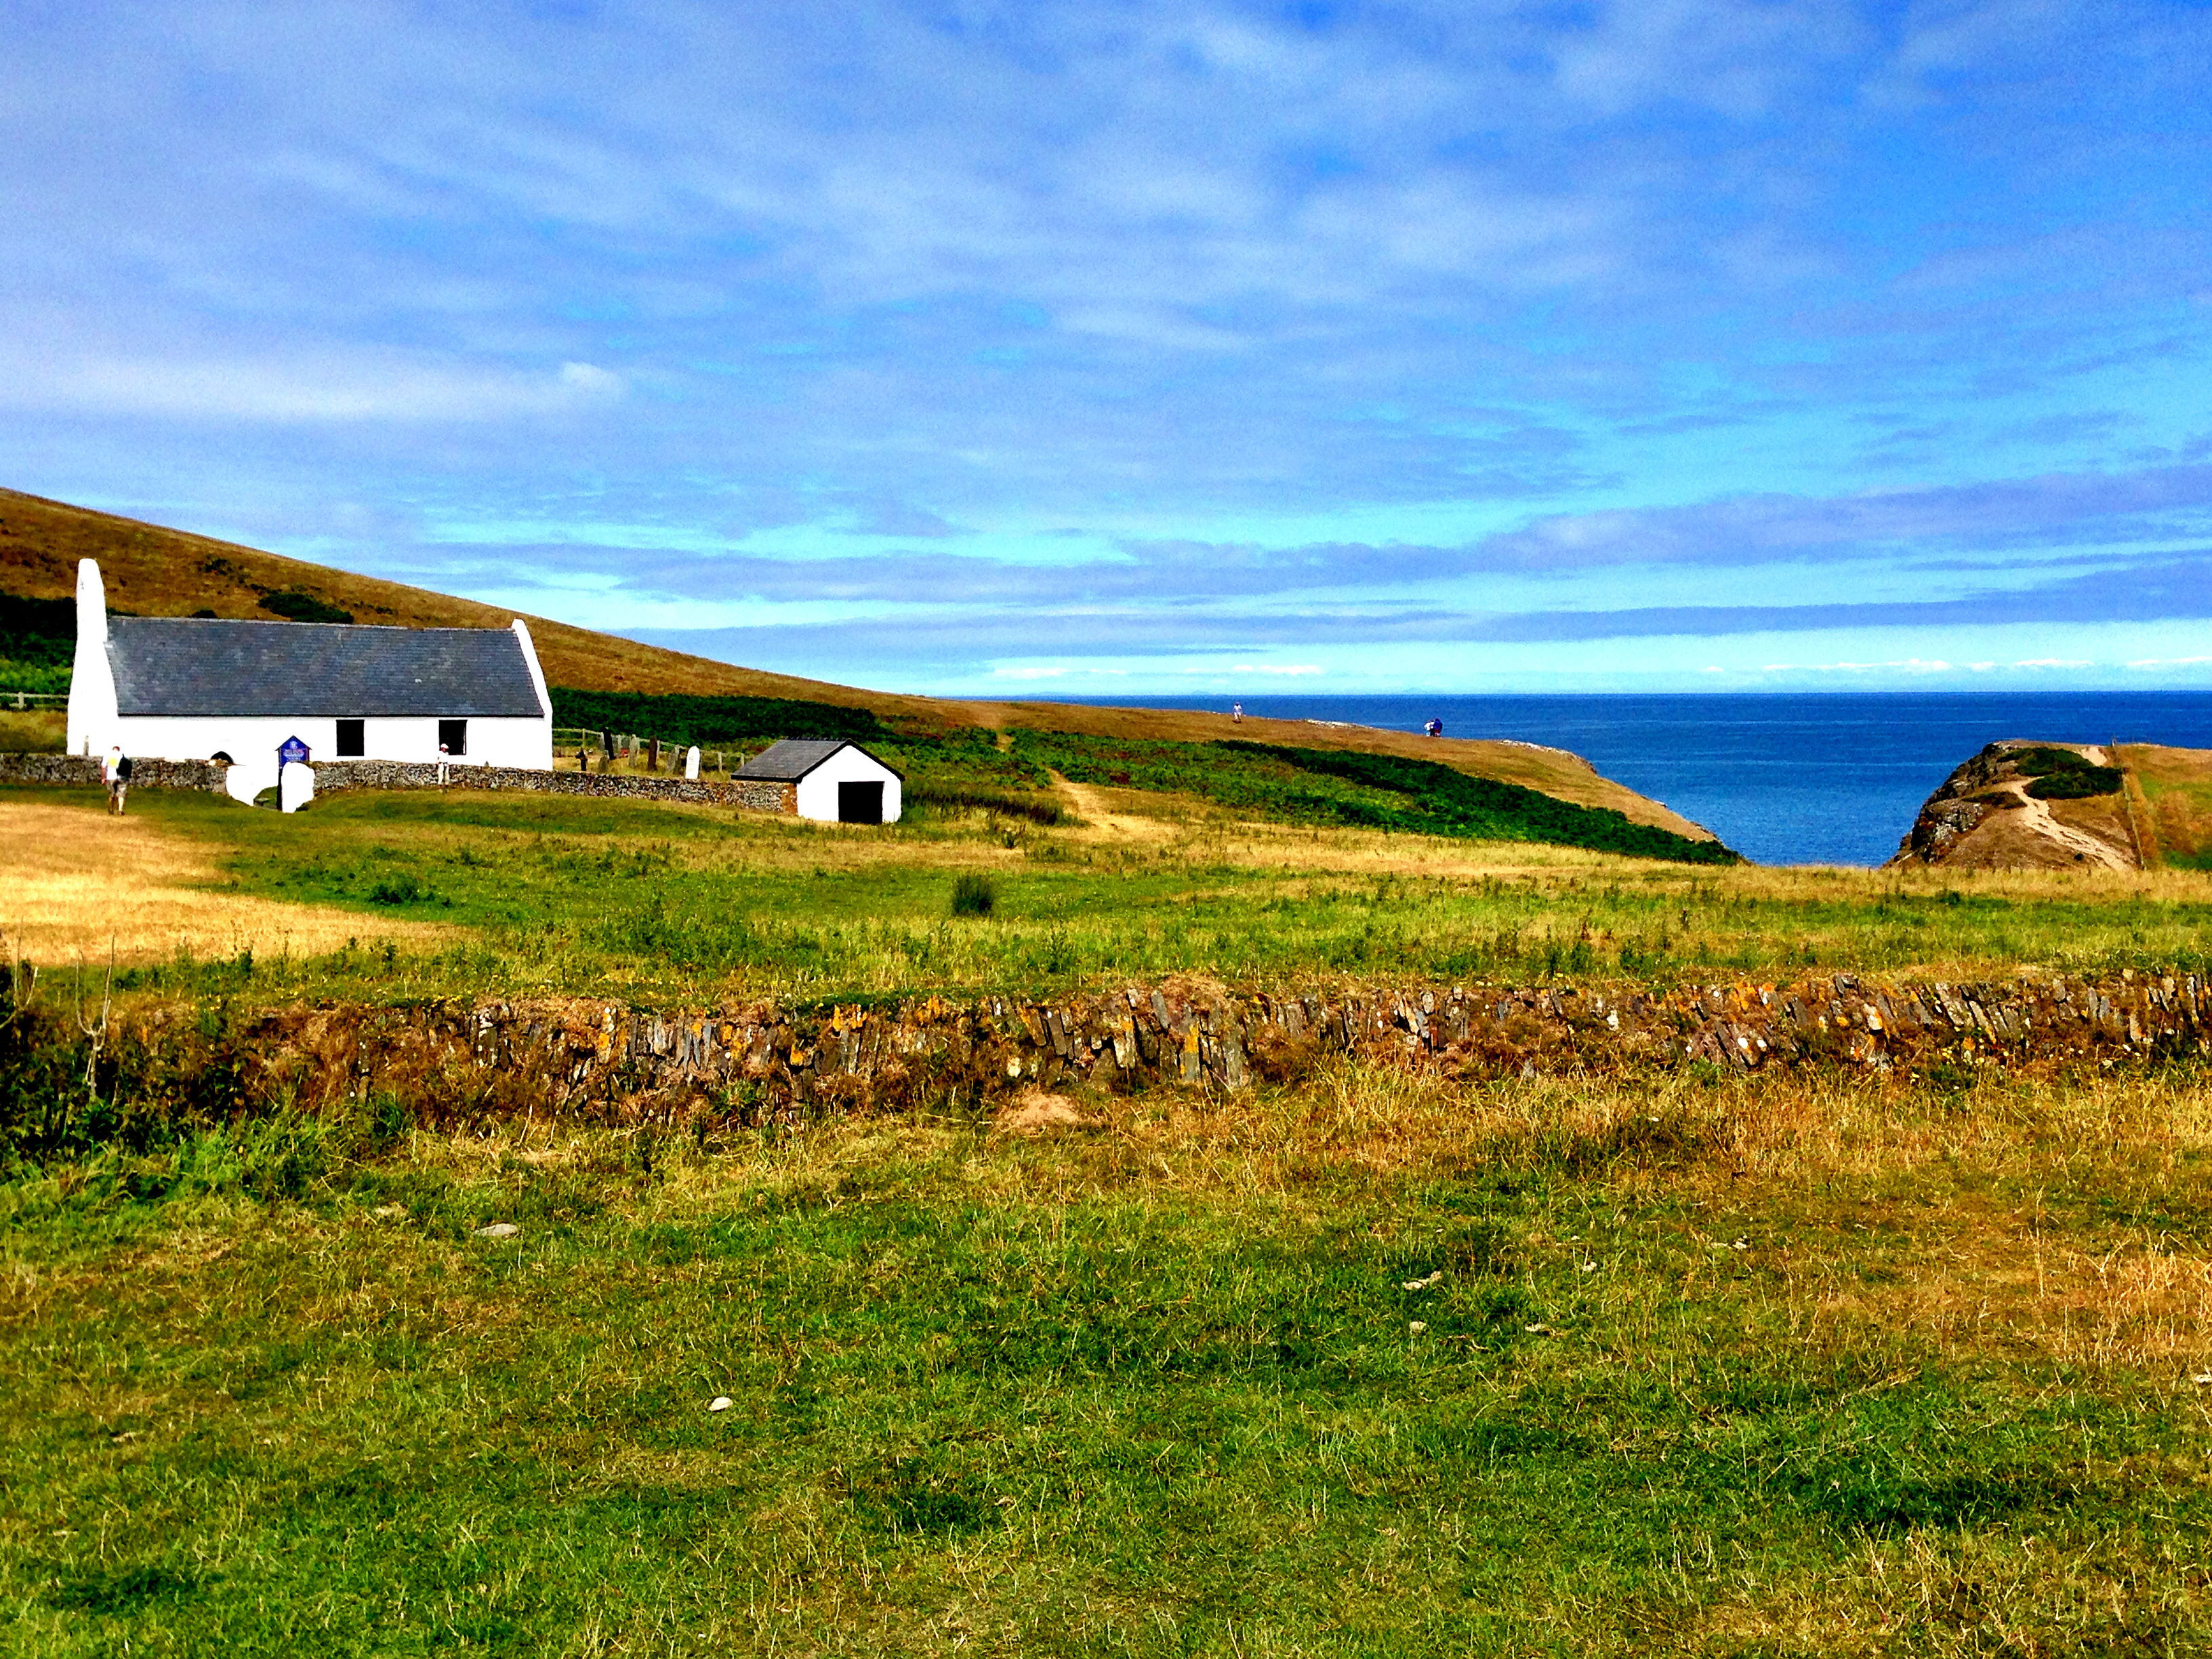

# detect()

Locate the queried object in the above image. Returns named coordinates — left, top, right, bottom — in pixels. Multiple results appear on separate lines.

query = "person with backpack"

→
left=103, top=745, right=133, bottom=815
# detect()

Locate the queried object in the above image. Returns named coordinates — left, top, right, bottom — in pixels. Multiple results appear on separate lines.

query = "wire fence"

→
left=551, top=727, right=741, bottom=777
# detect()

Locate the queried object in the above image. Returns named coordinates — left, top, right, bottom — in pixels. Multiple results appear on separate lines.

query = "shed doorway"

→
left=838, top=781, right=884, bottom=824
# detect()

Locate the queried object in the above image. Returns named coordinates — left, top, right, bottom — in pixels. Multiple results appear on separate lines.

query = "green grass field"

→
left=6, top=1063, right=2211, bottom=1654
left=20, top=783, right=2212, bottom=1008
left=10, top=781, right=2212, bottom=1654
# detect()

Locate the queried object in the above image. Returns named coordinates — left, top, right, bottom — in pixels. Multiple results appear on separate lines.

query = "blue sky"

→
left=3, top=0, right=2210, bottom=695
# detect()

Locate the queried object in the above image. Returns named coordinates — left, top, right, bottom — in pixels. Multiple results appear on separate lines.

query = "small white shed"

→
left=736, top=739, right=903, bottom=824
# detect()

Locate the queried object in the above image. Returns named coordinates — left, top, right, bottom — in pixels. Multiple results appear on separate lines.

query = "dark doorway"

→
left=438, top=718, right=468, bottom=756
left=336, top=718, right=365, bottom=757
left=838, top=781, right=884, bottom=824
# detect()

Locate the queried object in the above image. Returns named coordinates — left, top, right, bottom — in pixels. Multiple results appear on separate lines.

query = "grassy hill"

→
left=0, top=486, right=937, bottom=716
left=0, top=485, right=1719, bottom=851
left=5, top=777, right=2212, bottom=1651
left=1890, top=739, right=2212, bottom=873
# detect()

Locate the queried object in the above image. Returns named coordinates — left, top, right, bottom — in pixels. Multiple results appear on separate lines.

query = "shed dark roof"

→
left=736, top=739, right=899, bottom=782
left=107, top=617, right=545, bottom=718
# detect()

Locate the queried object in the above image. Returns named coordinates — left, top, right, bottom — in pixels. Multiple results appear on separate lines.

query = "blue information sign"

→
left=278, top=735, right=310, bottom=766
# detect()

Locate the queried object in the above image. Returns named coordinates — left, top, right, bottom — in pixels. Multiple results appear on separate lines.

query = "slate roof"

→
left=736, top=739, right=900, bottom=782
left=106, top=618, right=546, bottom=719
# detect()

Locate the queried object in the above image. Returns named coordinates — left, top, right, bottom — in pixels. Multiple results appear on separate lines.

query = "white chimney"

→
left=66, top=558, right=119, bottom=758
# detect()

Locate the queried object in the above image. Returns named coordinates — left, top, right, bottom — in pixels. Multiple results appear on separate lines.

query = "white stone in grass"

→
left=1408, top=1322, right=1427, bottom=1334
left=474, top=1222, right=520, bottom=1238
left=708, top=1396, right=734, bottom=1412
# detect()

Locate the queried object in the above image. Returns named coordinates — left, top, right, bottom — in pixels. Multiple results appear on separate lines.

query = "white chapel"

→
left=66, top=558, right=554, bottom=802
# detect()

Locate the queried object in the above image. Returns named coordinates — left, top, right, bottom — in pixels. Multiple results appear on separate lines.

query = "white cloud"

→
left=3, top=0, right=2211, bottom=695
left=0, top=332, right=622, bottom=424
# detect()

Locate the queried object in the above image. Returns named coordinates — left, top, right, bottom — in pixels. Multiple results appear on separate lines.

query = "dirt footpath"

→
left=0, top=798, right=445, bottom=965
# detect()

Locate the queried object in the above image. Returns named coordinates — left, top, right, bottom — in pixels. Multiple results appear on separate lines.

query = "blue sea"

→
left=1064, top=692, right=2212, bottom=867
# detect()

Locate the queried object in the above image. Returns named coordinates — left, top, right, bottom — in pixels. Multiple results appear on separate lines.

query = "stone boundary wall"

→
left=0, top=753, right=793, bottom=813
left=309, top=760, right=793, bottom=813
left=199, top=968, right=2211, bottom=1125
left=0, top=754, right=228, bottom=792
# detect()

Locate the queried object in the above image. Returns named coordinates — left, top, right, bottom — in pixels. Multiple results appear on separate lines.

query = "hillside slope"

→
left=0, top=486, right=1715, bottom=844
left=0, top=487, right=941, bottom=716
left=1889, top=739, right=2154, bottom=869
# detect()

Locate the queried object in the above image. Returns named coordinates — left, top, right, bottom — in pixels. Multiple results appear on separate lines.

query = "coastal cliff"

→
left=1889, top=739, right=2154, bottom=869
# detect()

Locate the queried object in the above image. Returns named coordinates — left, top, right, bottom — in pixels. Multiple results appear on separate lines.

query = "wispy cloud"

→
left=1, top=1, right=2209, bottom=689
left=0, top=337, right=623, bottom=424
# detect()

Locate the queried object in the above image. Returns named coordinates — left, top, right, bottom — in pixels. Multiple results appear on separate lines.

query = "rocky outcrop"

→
left=1890, top=741, right=2134, bottom=869
left=124, top=968, right=2212, bottom=1127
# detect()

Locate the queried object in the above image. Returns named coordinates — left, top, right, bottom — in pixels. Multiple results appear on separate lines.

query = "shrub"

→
left=2009, top=745, right=2091, bottom=776
left=368, top=872, right=428, bottom=905
left=258, top=590, right=354, bottom=624
left=2010, top=745, right=2122, bottom=798
left=548, top=687, right=890, bottom=749
left=2026, top=766, right=2123, bottom=800
left=950, top=874, right=997, bottom=917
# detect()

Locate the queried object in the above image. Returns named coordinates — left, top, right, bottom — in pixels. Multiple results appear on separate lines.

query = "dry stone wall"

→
left=202, top=968, right=2212, bottom=1126
left=0, top=754, right=228, bottom=792
left=310, top=760, right=792, bottom=813
left=0, top=754, right=793, bottom=813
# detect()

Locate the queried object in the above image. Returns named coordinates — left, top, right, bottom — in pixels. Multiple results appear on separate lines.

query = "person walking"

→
left=103, top=744, right=131, bottom=815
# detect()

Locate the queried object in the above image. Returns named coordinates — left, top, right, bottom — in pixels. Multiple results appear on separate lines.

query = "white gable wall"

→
left=65, top=558, right=119, bottom=757
left=792, top=745, right=903, bottom=823
left=512, top=618, right=553, bottom=726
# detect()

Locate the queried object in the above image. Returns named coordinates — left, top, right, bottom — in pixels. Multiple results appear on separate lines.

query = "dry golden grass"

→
left=914, top=1059, right=2212, bottom=1382
left=0, top=487, right=934, bottom=714
left=466, top=1050, right=2212, bottom=1400
left=0, top=709, right=62, bottom=753
left=1708, top=854, right=2212, bottom=906
left=0, top=798, right=446, bottom=964
left=2126, top=741, right=2212, bottom=867
left=1052, top=774, right=1681, bottom=874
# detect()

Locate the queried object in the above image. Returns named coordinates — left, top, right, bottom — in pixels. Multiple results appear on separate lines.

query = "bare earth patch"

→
left=0, top=799, right=447, bottom=964
left=995, top=1090, right=1099, bottom=1135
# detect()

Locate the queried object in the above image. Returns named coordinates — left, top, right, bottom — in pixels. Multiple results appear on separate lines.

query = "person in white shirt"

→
left=102, top=745, right=130, bottom=815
